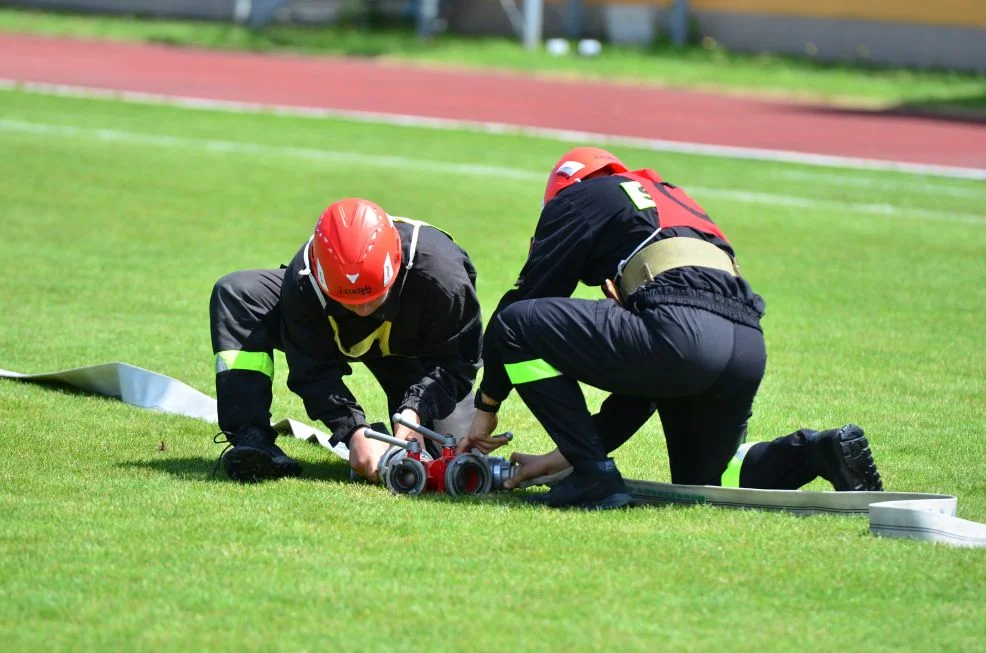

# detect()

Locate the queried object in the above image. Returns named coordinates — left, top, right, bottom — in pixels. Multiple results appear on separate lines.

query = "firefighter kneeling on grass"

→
left=457, top=147, right=884, bottom=510
left=210, top=198, right=482, bottom=483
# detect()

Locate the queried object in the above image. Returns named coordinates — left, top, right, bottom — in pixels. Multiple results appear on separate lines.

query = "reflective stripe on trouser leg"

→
left=720, top=442, right=756, bottom=487
left=215, top=350, right=274, bottom=379
left=504, top=359, right=561, bottom=385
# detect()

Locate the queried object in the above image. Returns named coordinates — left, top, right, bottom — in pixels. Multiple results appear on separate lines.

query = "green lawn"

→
left=1, top=89, right=985, bottom=651
left=1, top=7, right=985, bottom=114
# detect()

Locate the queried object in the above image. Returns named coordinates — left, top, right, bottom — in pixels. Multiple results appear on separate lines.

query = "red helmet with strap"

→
left=543, top=146, right=629, bottom=206
left=310, top=198, right=402, bottom=305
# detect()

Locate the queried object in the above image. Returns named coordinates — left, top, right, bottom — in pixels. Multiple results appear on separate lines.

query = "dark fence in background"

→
left=6, top=0, right=985, bottom=71
left=3, top=1, right=414, bottom=25
left=5, top=0, right=241, bottom=21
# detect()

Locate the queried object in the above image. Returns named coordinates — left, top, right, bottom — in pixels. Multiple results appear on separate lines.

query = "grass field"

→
left=2, top=7, right=986, bottom=114
left=1, top=89, right=985, bottom=651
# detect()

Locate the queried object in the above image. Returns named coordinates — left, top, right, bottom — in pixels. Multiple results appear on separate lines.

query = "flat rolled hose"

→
left=519, top=468, right=986, bottom=548
left=4, top=362, right=984, bottom=547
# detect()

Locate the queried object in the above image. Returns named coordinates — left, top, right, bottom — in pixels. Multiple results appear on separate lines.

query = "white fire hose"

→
left=2, top=362, right=984, bottom=548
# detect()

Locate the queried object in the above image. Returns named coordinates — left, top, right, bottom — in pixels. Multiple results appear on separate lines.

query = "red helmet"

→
left=543, top=146, right=629, bottom=206
left=310, top=198, right=402, bottom=305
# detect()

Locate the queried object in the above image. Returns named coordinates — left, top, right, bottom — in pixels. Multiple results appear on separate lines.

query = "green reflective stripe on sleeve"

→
left=720, top=442, right=756, bottom=488
left=216, top=350, right=274, bottom=379
left=504, top=359, right=561, bottom=385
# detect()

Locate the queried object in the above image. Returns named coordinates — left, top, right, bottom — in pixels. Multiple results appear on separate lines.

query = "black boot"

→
left=218, top=424, right=302, bottom=483
left=806, top=424, right=883, bottom=491
left=525, top=458, right=632, bottom=510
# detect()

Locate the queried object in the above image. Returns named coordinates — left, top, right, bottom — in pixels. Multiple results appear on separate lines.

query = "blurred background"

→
left=5, top=0, right=985, bottom=71
left=6, top=0, right=986, bottom=71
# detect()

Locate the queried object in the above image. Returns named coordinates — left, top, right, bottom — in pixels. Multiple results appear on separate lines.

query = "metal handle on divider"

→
left=364, top=427, right=412, bottom=450
left=392, top=413, right=453, bottom=446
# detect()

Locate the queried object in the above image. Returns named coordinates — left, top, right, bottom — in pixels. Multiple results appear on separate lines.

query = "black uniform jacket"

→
left=279, top=221, right=482, bottom=443
left=480, top=171, right=765, bottom=399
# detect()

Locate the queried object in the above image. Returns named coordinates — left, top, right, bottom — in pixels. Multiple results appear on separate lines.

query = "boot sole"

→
left=832, top=425, right=883, bottom=492
left=580, top=492, right=633, bottom=511
left=525, top=492, right=633, bottom=511
left=223, top=447, right=300, bottom=483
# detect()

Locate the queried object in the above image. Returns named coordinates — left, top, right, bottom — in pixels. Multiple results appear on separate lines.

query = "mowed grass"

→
left=1, top=90, right=985, bottom=651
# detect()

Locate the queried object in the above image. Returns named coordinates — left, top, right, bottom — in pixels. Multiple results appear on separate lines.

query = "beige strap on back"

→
left=619, top=237, right=740, bottom=299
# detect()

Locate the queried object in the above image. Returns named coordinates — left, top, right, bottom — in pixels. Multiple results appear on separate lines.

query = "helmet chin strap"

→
left=389, top=217, right=423, bottom=271
left=389, top=217, right=425, bottom=298
left=300, top=237, right=328, bottom=310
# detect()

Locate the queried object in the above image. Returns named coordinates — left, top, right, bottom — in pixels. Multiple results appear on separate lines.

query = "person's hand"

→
left=456, top=409, right=505, bottom=455
left=393, top=408, right=427, bottom=451
left=503, top=449, right=571, bottom=490
left=347, top=426, right=392, bottom=483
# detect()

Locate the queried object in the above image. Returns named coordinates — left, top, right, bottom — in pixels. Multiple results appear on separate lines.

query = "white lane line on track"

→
left=3, top=79, right=986, bottom=182
left=2, top=118, right=984, bottom=226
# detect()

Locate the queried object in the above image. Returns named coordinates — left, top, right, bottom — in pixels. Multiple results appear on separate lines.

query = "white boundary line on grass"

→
left=3, top=79, right=986, bottom=182
left=2, top=118, right=984, bottom=225
left=0, top=118, right=545, bottom=181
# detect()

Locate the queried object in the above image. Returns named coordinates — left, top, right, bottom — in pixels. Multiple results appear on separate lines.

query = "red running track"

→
left=2, top=33, right=985, bottom=170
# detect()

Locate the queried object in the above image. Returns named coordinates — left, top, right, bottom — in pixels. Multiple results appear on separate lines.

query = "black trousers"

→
left=209, top=269, right=468, bottom=439
left=487, top=297, right=819, bottom=489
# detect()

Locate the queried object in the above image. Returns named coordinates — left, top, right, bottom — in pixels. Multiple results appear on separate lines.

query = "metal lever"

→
left=364, top=427, right=421, bottom=453
left=391, top=413, right=454, bottom=447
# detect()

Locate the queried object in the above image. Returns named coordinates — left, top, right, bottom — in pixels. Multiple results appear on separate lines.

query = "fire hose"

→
left=1, top=362, right=984, bottom=547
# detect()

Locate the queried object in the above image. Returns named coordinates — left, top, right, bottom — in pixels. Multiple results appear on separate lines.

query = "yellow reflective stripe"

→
left=720, top=442, right=756, bottom=487
left=505, top=359, right=561, bottom=385
left=216, top=350, right=274, bottom=379
left=328, top=316, right=392, bottom=358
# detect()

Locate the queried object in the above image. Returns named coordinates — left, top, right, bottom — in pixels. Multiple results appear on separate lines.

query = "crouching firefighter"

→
left=457, top=147, right=883, bottom=510
left=210, top=197, right=482, bottom=482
